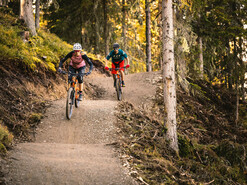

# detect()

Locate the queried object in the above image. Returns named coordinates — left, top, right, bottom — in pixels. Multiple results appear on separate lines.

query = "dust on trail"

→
left=3, top=71, right=160, bottom=185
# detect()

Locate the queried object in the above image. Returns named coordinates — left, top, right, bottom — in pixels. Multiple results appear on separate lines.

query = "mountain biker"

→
left=104, top=43, right=130, bottom=87
left=58, top=43, right=93, bottom=101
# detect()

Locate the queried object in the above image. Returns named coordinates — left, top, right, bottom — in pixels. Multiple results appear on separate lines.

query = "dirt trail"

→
left=3, top=71, right=160, bottom=185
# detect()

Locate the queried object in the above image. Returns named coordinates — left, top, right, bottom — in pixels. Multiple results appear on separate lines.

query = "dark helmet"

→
left=113, top=43, right=120, bottom=49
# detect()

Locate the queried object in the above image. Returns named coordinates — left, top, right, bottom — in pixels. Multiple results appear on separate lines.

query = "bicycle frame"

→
left=69, top=75, right=79, bottom=101
left=60, top=70, right=87, bottom=119
left=107, top=66, right=126, bottom=101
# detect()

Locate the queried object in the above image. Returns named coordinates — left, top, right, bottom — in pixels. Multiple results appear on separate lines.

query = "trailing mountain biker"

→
left=105, top=43, right=130, bottom=87
left=58, top=43, right=93, bottom=101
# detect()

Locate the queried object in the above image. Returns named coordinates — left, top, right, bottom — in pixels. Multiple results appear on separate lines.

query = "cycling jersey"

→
left=106, top=49, right=127, bottom=63
left=59, top=51, right=93, bottom=71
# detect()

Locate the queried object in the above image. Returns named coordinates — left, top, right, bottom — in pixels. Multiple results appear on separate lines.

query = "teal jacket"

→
left=106, top=49, right=127, bottom=63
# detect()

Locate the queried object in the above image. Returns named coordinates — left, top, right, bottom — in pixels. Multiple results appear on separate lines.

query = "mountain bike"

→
left=60, top=70, right=87, bottom=120
left=107, top=66, right=126, bottom=101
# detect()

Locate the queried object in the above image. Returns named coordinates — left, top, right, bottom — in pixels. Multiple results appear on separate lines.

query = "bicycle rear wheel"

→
left=116, top=78, right=122, bottom=101
left=66, top=87, right=75, bottom=120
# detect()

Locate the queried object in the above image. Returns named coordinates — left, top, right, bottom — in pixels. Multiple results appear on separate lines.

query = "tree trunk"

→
left=159, top=0, right=162, bottom=69
left=122, top=0, right=127, bottom=51
left=20, top=0, right=37, bottom=36
left=199, top=37, right=204, bottom=79
left=236, top=80, right=239, bottom=125
left=93, top=0, right=100, bottom=54
left=226, top=41, right=232, bottom=89
left=103, top=0, right=109, bottom=56
left=234, top=38, right=239, bottom=124
left=35, top=0, right=40, bottom=29
left=162, top=0, right=178, bottom=152
left=145, top=0, right=152, bottom=72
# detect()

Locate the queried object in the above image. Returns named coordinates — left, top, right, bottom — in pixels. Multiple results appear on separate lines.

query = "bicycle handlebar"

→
left=107, top=66, right=127, bottom=71
left=59, top=70, right=88, bottom=76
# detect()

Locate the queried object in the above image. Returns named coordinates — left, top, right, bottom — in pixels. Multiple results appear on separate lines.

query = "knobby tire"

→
left=66, top=87, right=75, bottom=120
left=75, top=89, right=80, bottom=108
left=116, top=78, right=122, bottom=101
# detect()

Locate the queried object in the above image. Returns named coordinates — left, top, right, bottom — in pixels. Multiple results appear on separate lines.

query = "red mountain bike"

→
left=107, top=66, right=126, bottom=101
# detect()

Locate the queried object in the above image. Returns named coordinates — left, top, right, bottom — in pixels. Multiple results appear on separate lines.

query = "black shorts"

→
left=68, top=65, right=85, bottom=83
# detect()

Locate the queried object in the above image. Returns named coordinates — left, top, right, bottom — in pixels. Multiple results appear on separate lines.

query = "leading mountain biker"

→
left=58, top=43, right=93, bottom=101
left=105, top=43, right=130, bottom=87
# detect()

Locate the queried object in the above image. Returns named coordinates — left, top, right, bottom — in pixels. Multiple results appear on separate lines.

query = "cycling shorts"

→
left=111, top=60, right=124, bottom=74
left=68, top=65, right=85, bottom=83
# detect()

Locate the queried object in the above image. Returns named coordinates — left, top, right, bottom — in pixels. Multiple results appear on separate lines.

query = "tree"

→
left=35, top=0, right=40, bottom=29
left=198, top=37, right=204, bottom=79
left=103, top=0, right=110, bottom=56
left=162, top=0, right=178, bottom=152
left=145, top=0, right=152, bottom=72
left=122, top=0, right=127, bottom=51
left=93, top=0, right=100, bottom=54
left=20, top=0, right=37, bottom=36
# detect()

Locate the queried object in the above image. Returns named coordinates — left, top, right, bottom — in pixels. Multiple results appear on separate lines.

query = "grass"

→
left=0, top=7, right=72, bottom=72
left=0, top=123, right=13, bottom=155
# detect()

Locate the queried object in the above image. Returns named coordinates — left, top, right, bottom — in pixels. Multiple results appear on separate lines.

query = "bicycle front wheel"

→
left=66, top=87, right=75, bottom=120
left=116, top=78, right=122, bottom=101
left=75, top=92, right=80, bottom=108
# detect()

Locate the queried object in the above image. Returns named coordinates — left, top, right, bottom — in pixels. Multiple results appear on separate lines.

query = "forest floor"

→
left=0, top=60, right=246, bottom=184
left=0, top=67, right=159, bottom=185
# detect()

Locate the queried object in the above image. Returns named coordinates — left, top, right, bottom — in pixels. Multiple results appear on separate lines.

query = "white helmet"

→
left=73, top=43, right=82, bottom=50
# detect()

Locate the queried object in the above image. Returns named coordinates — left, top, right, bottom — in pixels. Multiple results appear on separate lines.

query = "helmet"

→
left=73, top=43, right=82, bottom=50
left=113, top=43, right=120, bottom=49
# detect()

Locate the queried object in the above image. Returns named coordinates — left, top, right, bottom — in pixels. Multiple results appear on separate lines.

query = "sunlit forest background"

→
left=3, top=0, right=247, bottom=83
left=0, top=0, right=247, bottom=184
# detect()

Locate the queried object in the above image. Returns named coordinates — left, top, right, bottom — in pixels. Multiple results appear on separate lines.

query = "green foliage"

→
left=178, top=134, right=194, bottom=158
left=216, top=140, right=246, bottom=167
left=28, top=113, right=43, bottom=124
left=0, top=123, right=13, bottom=155
left=0, top=8, right=72, bottom=72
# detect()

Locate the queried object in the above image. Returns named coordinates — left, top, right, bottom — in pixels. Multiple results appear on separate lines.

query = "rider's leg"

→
left=119, top=60, right=125, bottom=86
left=112, top=74, right=116, bottom=87
left=112, top=63, right=117, bottom=87
left=79, top=83, right=83, bottom=91
left=120, top=70, right=125, bottom=87
left=78, top=83, right=83, bottom=100
left=77, top=67, right=85, bottom=101
left=120, top=70, right=124, bottom=81
left=68, top=66, right=76, bottom=84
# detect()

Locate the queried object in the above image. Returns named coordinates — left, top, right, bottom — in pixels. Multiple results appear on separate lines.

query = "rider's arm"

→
left=122, top=50, right=129, bottom=65
left=59, top=51, right=73, bottom=68
left=126, top=57, right=130, bottom=65
left=105, top=51, right=113, bottom=67
left=81, top=53, right=93, bottom=72
left=105, top=59, right=109, bottom=67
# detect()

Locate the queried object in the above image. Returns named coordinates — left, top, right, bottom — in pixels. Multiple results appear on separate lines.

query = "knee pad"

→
left=78, top=75, right=83, bottom=83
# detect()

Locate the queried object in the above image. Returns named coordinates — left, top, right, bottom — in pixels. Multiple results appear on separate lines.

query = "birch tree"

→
left=145, top=0, right=152, bottom=72
left=162, top=0, right=178, bottom=152
left=20, top=0, right=37, bottom=36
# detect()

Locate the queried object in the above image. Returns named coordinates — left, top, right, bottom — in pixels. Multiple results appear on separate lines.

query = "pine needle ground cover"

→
left=117, top=78, right=247, bottom=184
